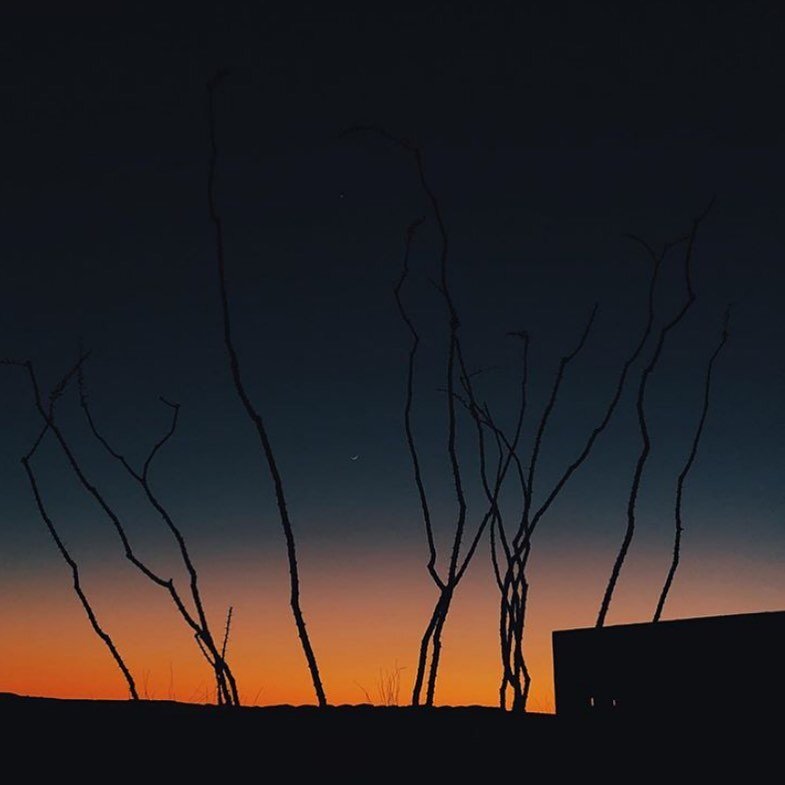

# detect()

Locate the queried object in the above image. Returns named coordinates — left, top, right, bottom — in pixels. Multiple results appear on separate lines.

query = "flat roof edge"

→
left=552, top=608, right=785, bottom=638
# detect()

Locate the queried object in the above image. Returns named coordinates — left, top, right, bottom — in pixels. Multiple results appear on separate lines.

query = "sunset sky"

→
left=2, top=3, right=785, bottom=711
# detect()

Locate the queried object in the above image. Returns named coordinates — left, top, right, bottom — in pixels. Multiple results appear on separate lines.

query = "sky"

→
left=1, top=2, right=785, bottom=710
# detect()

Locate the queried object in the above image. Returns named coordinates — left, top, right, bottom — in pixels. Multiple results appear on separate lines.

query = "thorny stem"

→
left=597, top=203, right=712, bottom=628
left=21, top=424, right=139, bottom=701
left=349, top=125, right=488, bottom=706
left=493, top=307, right=598, bottom=709
left=222, top=606, right=233, bottom=660
left=653, top=308, right=729, bottom=622
left=393, top=217, right=443, bottom=590
left=10, top=358, right=233, bottom=702
left=78, top=369, right=239, bottom=706
left=208, top=74, right=326, bottom=706
left=523, top=305, right=598, bottom=541
left=491, top=217, right=670, bottom=709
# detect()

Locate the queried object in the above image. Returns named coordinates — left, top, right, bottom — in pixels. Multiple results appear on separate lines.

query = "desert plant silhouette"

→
left=14, top=359, right=139, bottom=700
left=6, top=355, right=239, bottom=705
left=346, top=125, right=525, bottom=706
left=652, top=309, right=730, bottom=622
left=77, top=362, right=240, bottom=705
left=597, top=203, right=714, bottom=628
left=207, top=73, right=327, bottom=707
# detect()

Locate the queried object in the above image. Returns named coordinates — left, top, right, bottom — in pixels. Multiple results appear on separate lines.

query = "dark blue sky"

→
left=2, top=2, right=784, bottom=630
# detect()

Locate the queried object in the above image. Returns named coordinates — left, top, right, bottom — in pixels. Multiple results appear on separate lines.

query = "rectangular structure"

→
left=552, top=610, right=785, bottom=717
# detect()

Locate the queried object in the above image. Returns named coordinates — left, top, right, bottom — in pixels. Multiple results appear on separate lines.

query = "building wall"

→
left=552, top=610, right=785, bottom=717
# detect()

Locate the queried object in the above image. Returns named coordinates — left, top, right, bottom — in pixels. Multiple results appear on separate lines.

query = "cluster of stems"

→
left=6, top=356, right=239, bottom=704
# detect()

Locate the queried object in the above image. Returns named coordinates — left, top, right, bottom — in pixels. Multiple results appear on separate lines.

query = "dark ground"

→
left=0, top=692, right=774, bottom=780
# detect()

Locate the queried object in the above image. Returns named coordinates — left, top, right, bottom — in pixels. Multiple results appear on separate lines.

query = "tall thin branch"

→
left=17, top=403, right=138, bottom=701
left=524, top=305, right=598, bottom=520
left=393, top=216, right=443, bottom=589
left=489, top=224, right=666, bottom=711
left=221, top=606, right=233, bottom=660
left=346, top=125, right=500, bottom=705
left=453, top=358, right=528, bottom=584
left=207, top=74, right=326, bottom=706
left=23, top=455, right=139, bottom=701
left=653, top=308, right=730, bottom=621
left=597, top=204, right=712, bottom=627
left=496, top=305, right=599, bottom=619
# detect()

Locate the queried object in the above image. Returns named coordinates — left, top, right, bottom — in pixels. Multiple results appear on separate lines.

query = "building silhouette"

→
left=552, top=610, right=785, bottom=717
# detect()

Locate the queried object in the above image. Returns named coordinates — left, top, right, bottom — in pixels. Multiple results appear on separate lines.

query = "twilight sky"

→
left=1, top=3, right=785, bottom=709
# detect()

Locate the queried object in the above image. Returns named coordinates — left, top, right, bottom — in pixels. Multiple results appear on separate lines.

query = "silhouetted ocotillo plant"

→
left=489, top=307, right=605, bottom=710
left=77, top=365, right=240, bottom=705
left=448, top=346, right=533, bottom=709
left=653, top=308, right=730, bottom=622
left=23, top=439, right=139, bottom=701
left=347, top=125, right=514, bottom=706
left=207, top=73, right=327, bottom=707
left=12, top=359, right=139, bottom=700
left=8, top=356, right=237, bottom=705
left=597, top=202, right=714, bottom=628
left=392, top=213, right=458, bottom=707
left=470, top=223, right=675, bottom=710
left=492, top=207, right=715, bottom=707
left=348, top=124, right=626, bottom=709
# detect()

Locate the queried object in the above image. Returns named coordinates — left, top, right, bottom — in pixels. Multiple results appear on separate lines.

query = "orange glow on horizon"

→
left=2, top=535, right=784, bottom=711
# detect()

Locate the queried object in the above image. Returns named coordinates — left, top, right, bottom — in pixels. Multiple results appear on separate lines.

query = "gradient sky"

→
left=2, top=3, right=785, bottom=710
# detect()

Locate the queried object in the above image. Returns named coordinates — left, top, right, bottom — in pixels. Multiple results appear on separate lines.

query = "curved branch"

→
left=524, top=304, right=598, bottom=517
left=394, top=217, right=443, bottom=589
left=452, top=329, right=530, bottom=581
left=597, top=207, right=709, bottom=627
left=208, top=75, right=326, bottom=706
left=653, top=308, right=729, bottom=621
left=13, top=360, right=228, bottom=702
left=493, top=227, right=663, bottom=710
left=22, top=428, right=138, bottom=700
left=496, top=305, right=599, bottom=644
left=346, top=127, right=468, bottom=586
left=141, top=397, right=180, bottom=482
left=77, top=364, right=140, bottom=481
left=79, top=378, right=238, bottom=705
left=525, top=230, right=666, bottom=544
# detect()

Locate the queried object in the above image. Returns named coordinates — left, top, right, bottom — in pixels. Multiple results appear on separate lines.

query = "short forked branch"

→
left=14, top=366, right=139, bottom=702
left=9, top=358, right=233, bottom=703
left=78, top=365, right=239, bottom=705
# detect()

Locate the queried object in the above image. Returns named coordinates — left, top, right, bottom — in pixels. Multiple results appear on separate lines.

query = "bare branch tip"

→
left=697, top=195, right=717, bottom=224
left=158, top=395, right=180, bottom=410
